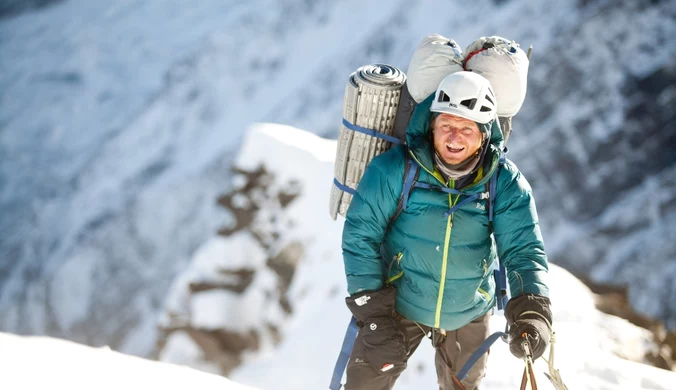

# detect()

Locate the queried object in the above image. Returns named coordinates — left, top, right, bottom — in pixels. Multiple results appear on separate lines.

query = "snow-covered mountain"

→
left=1, top=0, right=674, bottom=360
left=155, top=124, right=676, bottom=389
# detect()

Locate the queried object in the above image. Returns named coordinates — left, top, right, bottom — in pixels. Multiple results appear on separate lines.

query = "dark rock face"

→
left=506, top=0, right=676, bottom=329
left=622, top=64, right=676, bottom=175
left=583, top=275, right=676, bottom=371
left=189, top=269, right=256, bottom=294
left=0, top=0, right=64, bottom=20
left=523, top=61, right=676, bottom=220
left=157, top=164, right=304, bottom=375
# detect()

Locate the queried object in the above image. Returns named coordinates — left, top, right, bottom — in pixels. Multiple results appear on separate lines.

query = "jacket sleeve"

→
left=342, top=154, right=401, bottom=296
left=493, top=161, right=550, bottom=298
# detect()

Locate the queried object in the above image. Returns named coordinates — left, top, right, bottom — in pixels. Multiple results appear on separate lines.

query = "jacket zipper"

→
left=435, top=185, right=459, bottom=328
left=407, top=150, right=485, bottom=327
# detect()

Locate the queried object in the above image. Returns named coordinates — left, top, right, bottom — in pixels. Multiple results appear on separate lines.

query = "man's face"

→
left=432, top=113, right=484, bottom=166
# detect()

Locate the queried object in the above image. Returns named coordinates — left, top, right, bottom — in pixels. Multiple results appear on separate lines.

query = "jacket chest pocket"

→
left=451, top=204, right=491, bottom=239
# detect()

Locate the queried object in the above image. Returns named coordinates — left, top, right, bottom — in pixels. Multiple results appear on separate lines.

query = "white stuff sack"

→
left=329, top=64, right=406, bottom=220
left=464, top=36, right=529, bottom=117
left=406, top=34, right=465, bottom=103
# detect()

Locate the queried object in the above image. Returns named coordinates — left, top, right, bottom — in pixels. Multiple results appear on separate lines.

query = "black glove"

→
left=505, top=294, right=552, bottom=360
left=345, top=286, right=407, bottom=376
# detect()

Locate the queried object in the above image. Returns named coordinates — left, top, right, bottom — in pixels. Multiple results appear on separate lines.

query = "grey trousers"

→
left=345, top=312, right=491, bottom=390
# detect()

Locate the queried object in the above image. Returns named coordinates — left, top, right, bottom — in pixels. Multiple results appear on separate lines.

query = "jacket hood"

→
left=405, top=94, right=504, bottom=188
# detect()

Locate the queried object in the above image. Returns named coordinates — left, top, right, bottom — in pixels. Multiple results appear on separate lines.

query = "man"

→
left=342, top=71, right=552, bottom=390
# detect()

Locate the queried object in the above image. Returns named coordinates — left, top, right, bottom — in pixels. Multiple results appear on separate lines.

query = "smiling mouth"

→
left=446, top=145, right=464, bottom=153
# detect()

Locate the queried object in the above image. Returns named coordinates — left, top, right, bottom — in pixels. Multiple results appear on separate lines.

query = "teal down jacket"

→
left=342, top=95, right=549, bottom=331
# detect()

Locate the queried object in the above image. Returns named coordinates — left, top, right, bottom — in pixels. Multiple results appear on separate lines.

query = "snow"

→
left=159, top=330, right=223, bottom=375
left=158, top=124, right=343, bottom=367
left=192, top=232, right=268, bottom=274
left=1, top=0, right=675, bottom=371
left=117, top=301, right=159, bottom=357
left=0, top=332, right=256, bottom=390
left=162, top=233, right=281, bottom=332
left=160, top=124, right=676, bottom=389
left=48, top=248, right=96, bottom=330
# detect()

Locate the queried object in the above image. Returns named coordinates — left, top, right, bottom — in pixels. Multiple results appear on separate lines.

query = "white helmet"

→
left=430, top=71, right=497, bottom=124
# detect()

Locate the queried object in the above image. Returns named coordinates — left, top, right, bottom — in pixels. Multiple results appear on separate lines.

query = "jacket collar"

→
left=405, top=94, right=504, bottom=190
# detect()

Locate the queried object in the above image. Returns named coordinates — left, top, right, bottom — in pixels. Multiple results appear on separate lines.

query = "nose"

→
left=446, top=128, right=463, bottom=142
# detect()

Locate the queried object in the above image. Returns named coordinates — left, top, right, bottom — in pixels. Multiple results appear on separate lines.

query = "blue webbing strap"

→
left=333, top=177, right=356, bottom=195
left=412, top=182, right=489, bottom=218
left=413, top=182, right=465, bottom=195
left=455, top=331, right=508, bottom=382
left=333, top=118, right=403, bottom=197
left=488, top=167, right=499, bottom=224
left=329, top=316, right=360, bottom=390
left=489, top=151, right=508, bottom=310
left=342, top=118, right=402, bottom=145
left=401, top=159, right=419, bottom=211
left=496, top=264, right=508, bottom=310
left=443, top=194, right=484, bottom=218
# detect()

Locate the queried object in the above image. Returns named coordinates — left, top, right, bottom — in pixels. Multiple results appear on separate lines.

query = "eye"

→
left=461, top=127, right=474, bottom=134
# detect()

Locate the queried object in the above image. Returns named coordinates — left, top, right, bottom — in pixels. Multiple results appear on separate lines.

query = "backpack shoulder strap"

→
left=390, top=156, right=420, bottom=224
left=486, top=150, right=507, bottom=233
left=487, top=150, right=508, bottom=310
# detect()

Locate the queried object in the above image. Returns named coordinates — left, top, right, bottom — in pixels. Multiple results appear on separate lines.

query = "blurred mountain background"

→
left=0, top=0, right=674, bottom=374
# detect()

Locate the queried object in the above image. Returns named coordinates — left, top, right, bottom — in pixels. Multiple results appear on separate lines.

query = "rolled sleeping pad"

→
left=330, top=64, right=406, bottom=220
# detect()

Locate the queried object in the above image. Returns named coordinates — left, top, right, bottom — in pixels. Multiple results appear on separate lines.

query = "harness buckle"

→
left=430, top=328, right=447, bottom=348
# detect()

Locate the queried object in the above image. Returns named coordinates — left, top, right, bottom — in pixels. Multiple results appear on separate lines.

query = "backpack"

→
left=329, top=34, right=532, bottom=390
left=387, top=34, right=532, bottom=311
left=330, top=34, right=531, bottom=251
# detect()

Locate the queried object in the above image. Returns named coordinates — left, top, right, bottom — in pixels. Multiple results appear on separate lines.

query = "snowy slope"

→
left=1, top=0, right=675, bottom=358
left=160, top=124, right=676, bottom=390
left=0, top=331, right=256, bottom=390
left=157, top=125, right=342, bottom=373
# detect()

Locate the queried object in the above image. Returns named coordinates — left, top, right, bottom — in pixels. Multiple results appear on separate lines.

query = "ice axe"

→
left=519, top=333, right=538, bottom=390
left=517, top=325, right=570, bottom=390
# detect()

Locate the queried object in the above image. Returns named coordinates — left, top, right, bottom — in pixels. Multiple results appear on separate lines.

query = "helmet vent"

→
left=460, top=98, right=477, bottom=110
left=429, top=71, right=496, bottom=124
